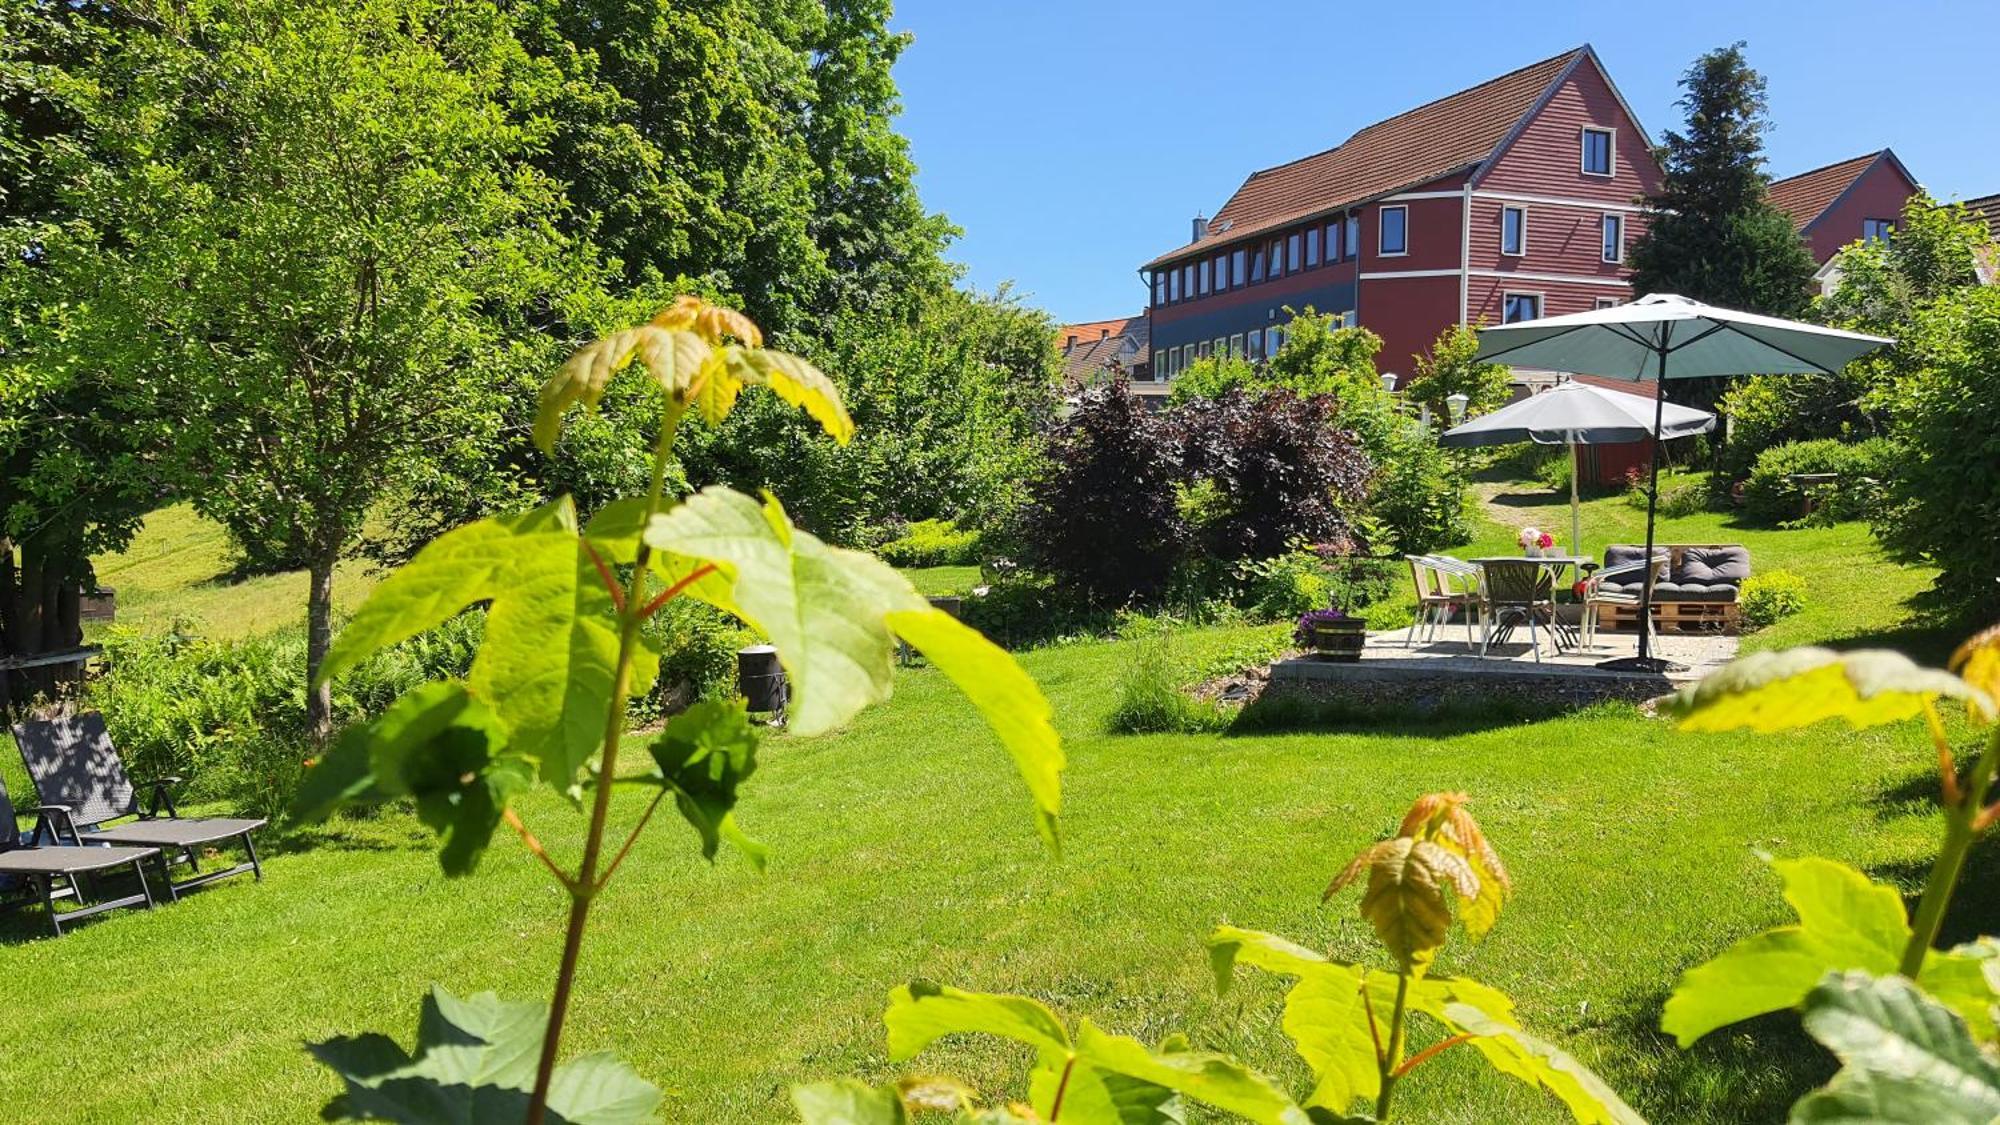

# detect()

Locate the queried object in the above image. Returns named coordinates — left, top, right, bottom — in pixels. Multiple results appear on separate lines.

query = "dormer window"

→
left=1581, top=127, right=1614, bottom=177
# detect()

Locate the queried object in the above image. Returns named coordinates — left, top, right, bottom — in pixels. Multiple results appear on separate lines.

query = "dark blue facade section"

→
left=1151, top=278, right=1359, bottom=354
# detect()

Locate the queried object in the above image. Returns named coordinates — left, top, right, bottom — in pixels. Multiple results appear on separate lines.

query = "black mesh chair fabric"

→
left=13, top=713, right=138, bottom=828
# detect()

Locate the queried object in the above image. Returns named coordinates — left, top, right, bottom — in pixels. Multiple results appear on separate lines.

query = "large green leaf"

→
left=1671, top=648, right=1993, bottom=733
left=1441, top=1003, right=1646, bottom=1125
left=1071, top=1021, right=1311, bottom=1125
left=885, top=982, right=1071, bottom=1068
left=1662, top=859, right=1909, bottom=1046
left=291, top=681, right=531, bottom=876
left=639, top=699, right=764, bottom=868
left=1789, top=971, right=2000, bottom=1124
left=644, top=486, right=1061, bottom=842
left=1207, top=926, right=1378, bottom=1110
left=309, top=985, right=660, bottom=1123
left=318, top=498, right=651, bottom=793
left=791, top=1079, right=909, bottom=1125
left=1025, top=1061, right=1178, bottom=1125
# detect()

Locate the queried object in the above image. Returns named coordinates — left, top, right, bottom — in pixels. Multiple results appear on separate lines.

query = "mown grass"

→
left=6, top=487, right=1970, bottom=1122
left=88, top=504, right=382, bottom=641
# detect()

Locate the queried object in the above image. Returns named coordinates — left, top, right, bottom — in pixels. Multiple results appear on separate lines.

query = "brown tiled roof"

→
left=1144, top=48, right=1585, bottom=268
left=1960, top=193, right=2000, bottom=239
left=1768, top=153, right=1882, bottom=231
left=1058, top=315, right=1149, bottom=382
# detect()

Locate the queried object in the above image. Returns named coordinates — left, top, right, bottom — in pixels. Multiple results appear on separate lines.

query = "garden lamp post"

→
left=1446, top=393, right=1469, bottom=423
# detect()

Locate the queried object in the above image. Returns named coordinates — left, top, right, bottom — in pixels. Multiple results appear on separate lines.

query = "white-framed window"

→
left=1378, top=206, right=1408, bottom=256
left=1325, top=221, right=1342, bottom=262
left=1335, top=309, right=1356, bottom=328
left=1184, top=264, right=1196, bottom=299
left=1502, top=292, right=1543, bottom=323
left=1168, top=268, right=1180, bottom=303
left=1601, top=213, right=1624, bottom=263
left=1305, top=226, right=1321, bottom=267
left=1581, top=127, right=1614, bottom=177
left=1215, top=252, right=1231, bottom=291
left=1500, top=205, right=1526, bottom=256
left=1344, top=216, right=1360, bottom=259
left=1212, top=337, right=1225, bottom=357
left=1230, top=248, right=1246, bottom=287
left=1197, top=340, right=1210, bottom=359
left=1863, top=218, right=1894, bottom=244
left=1266, top=326, right=1284, bottom=355
left=1153, top=271, right=1167, bottom=306
left=1198, top=258, right=1211, bottom=296
left=1270, top=237, right=1286, bottom=275
left=1229, top=333, right=1244, bottom=357
left=1249, top=244, right=1265, bottom=283
left=1287, top=232, right=1302, bottom=274
left=1246, top=331, right=1264, bottom=362
left=1594, top=296, right=1622, bottom=310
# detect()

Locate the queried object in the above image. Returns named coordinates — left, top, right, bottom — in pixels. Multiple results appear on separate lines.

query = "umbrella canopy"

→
left=1471, top=293, right=1893, bottom=378
left=1470, top=294, right=1891, bottom=671
left=1439, top=380, right=1716, bottom=558
left=1437, top=380, right=1716, bottom=447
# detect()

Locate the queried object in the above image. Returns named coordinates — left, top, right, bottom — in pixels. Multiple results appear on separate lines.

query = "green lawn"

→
left=8, top=486, right=1973, bottom=1122
left=89, top=504, right=382, bottom=640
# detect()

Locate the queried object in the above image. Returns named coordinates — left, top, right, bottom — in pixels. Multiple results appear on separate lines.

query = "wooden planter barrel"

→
left=1310, top=619, right=1366, bottom=662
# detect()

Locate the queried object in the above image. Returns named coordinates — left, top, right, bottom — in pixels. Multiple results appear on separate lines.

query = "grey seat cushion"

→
left=1678, top=546, right=1750, bottom=585
left=80, top=817, right=267, bottom=849
left=1651, top=581, right=1739, bottom=602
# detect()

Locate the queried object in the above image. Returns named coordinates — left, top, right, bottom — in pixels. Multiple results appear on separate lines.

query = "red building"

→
left=1768, top=149, right=1921, bottom=288
left=1139, top=46, right=1662, bottom=388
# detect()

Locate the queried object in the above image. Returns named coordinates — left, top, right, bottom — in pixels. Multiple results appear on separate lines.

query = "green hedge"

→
left=878, top=518, right=983, bottom=567
left=1740, top=438, right=1897, bottom=526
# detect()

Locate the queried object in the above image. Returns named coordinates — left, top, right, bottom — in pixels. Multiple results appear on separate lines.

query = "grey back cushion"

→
left=1678, top=546, right=1750, bottom=585
left=1604, top=545, right=1667, bottom=580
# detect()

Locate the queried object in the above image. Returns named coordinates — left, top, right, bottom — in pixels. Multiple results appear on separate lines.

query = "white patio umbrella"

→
left=1472, top=294, right=1892, bottom=671
left=1438, top=380, right=1716, bottom=558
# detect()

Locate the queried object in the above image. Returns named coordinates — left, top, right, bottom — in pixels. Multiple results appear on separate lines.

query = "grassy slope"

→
left=89, top=504, right=382, bottom=641
left=5, top=487, right=1965, bottom=1122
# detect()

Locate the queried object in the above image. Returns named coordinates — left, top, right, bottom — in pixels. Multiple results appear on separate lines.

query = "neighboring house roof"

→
left=1961, top=193, right=2000, bottom=240
left=1768, top=150, right=1913, bottom=232
left=1058, top=316, right=1149, bottom=382
left=1145, top=46, right=1612, bottom=268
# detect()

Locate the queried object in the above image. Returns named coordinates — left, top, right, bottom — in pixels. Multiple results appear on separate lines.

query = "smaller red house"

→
left=1768, top=149, right=1921, bottom=289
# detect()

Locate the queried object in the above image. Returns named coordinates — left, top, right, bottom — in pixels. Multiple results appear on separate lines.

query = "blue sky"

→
left=890, top=1, right=2000, bottom=326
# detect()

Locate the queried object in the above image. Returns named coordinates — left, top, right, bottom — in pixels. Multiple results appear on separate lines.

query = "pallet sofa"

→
left=1590, top=543, right=1748, bottom=635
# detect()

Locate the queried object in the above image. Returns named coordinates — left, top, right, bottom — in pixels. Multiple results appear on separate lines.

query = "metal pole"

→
left=1635, top=344, right=1668, bottom=666
left=1569, top=438, right=1582, bottom=558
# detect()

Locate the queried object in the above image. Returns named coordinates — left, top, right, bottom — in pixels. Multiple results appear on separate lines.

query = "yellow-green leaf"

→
left=725, top=347, right=856, bottom=445
left=1661, top=858, right=1909, bottom=1046
left=644, top=486, right=1062, bottom=844
left=1207, top=925, right=1332, bottom=992
left=884, top=982, right=1070, bottom=1068
left=1357, top=838, right=1467, bottom=973
left=1671, top=647, right=1994, bottom=733
left=1950, top=625, right=2000, bottom=716
left=1442, top=1003, right=1647, bottom=1125
left=1070, top=1020, right=1311, bottom=1125
left=317, top=498, right=633, bottom=792
left=534, top=329, right=646, bottom=452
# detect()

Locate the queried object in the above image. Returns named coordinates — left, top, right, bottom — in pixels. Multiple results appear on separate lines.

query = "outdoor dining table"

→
left=1471, top=556, right=1593, bottom=653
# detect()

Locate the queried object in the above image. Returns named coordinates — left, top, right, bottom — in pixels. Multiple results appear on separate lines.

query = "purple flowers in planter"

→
left=1294, top=606, right=1348, bottom=646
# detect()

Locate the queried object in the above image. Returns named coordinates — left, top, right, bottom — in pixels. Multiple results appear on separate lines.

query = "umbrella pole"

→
left=1569, top=438, right=1581, bottom=558
left=1635, top=347, right=1667, bottom=665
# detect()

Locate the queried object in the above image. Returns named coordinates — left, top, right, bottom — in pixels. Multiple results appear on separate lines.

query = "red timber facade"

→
left=1140, top=46, right=1661, bottom=387
left=1768, top=150, right=1921, bottom=268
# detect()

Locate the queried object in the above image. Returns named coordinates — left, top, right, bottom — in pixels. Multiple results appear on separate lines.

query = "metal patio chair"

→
left=13, top=713, right=266, bottom=899
left=1477, top=559, right=1557, bottom=662
left=0, top=776, right=160, bottom=936
left=1580, top=552, right=1669, bottom=650
left=1410, top=555, right=1482, bottom=651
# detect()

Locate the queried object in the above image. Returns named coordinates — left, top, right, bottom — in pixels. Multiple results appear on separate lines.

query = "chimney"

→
left=1191, top=214, right=1208, bottom=242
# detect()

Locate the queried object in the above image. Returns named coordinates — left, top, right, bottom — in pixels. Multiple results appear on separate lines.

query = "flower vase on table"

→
left=1295, top=607, right=1364, bottom=662
left=1517, top=526, right=1555, bottom=558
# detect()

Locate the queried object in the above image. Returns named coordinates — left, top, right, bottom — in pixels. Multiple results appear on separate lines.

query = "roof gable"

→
left=1145, top=48, right=1585, bottom=268
left=1769, top=151, right=1913, bottom=232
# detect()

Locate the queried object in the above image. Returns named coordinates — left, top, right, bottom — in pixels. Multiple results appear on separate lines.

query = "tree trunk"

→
left=0, top=532, right=87, bottom=705
left=306, top=547, right=338, bottom=745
